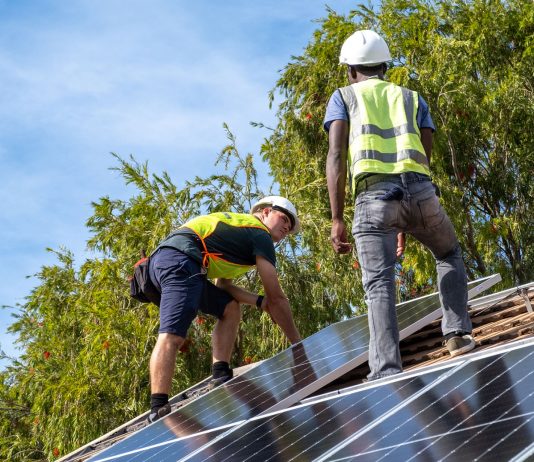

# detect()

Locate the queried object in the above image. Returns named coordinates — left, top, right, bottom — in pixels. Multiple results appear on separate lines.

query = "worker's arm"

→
left=420, top=128, right=433, bottom=164
left=256, top=255, right=301, bottom=344
left=326, top=120, right=352, bottom=254
left=396, top=232, right=405, bottom=258
left=392, top=127, right=433, bottom=259
left=215, top=278, right=261, bottom=307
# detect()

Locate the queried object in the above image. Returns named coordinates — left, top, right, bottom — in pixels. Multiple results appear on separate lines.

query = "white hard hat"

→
left=251, top=196, right=301, bottom=234
left=339, top=30, right=391, bottom=66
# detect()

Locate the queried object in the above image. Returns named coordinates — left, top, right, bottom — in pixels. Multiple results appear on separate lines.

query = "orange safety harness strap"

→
left=186, top=227, right=222, bottom=269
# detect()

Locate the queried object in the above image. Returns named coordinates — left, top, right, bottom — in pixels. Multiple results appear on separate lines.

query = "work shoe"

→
left=147, top=403, right=172, bottom=423
left=446, top=334, right=476, bottom=357
left=207, top=374, right=233, bottom=390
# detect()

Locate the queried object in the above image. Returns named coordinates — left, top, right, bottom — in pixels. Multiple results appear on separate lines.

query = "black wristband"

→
left=255, top=295, right=264, bottom=308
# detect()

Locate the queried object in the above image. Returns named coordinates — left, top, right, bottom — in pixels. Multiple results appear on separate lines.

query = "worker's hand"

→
left=396, top=232, right=405, bottom=258
left=330, top=219, right=352, bottom=254
left=261, top=297, right=275, bottom=322
left=260, top=295, right=269, bottom=313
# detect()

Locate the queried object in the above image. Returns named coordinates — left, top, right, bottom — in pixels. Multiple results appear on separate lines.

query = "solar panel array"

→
left=185, top=339, right=534, bottom=462
left=88, top=274, right=503, bottom=462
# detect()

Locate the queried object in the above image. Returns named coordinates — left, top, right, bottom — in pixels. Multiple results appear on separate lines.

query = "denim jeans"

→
left=352, top=172, right=471, bottom=380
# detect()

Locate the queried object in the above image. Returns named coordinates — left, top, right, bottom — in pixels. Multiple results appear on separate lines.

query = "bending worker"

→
left=147, top=196, right=301, bottom=421
left=324, top=30, right=475, bottom=381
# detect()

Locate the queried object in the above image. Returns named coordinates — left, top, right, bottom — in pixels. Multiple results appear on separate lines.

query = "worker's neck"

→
left=353, top=73, right=384, bottom=84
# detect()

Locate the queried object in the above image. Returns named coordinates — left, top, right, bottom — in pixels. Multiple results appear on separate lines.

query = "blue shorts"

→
left=149, top=247, right=234, bottom=338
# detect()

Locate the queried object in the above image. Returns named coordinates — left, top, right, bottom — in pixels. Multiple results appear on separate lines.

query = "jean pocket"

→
left=355, top=195, right=399, bottom=229
left=356, top=183, right=400, bottom=205
left=417, top=195, right=445, bottom=229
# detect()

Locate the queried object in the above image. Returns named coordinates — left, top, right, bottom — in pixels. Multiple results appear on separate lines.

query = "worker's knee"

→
left=222, top=299, right=241, bottom=321
left=156, top=332, right=185, bottom=351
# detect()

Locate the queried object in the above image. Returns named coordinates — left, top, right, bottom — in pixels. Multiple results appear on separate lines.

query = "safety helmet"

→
left=339, top=30, right=391, bottom=66
left=250, top=196, right=301, bottom=234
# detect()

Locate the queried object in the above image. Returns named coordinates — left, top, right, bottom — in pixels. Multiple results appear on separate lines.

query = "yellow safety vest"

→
left=338, top=78, right=430, bottom=193
left=182, top=212, right=270, bottom=279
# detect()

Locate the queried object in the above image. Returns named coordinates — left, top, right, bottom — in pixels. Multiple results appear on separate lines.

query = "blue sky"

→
left=0, top=0, right=357, bottom=365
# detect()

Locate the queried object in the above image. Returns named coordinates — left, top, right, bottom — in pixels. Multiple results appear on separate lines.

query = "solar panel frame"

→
left=509, top=442, right=534, bottom=462
left=467, top=280, right=533, bottom=310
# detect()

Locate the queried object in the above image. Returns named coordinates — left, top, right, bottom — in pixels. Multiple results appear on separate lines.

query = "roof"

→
left=60, top=282, right=534, bottom=462
left=313, top=285, right=534, bottom=396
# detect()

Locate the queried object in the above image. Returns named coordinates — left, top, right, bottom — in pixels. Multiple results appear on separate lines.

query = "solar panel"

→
left=323, top=341, right=534, bottom=461
left=87, top=274, right=500, bottom=462
left=88, top=428, right=229, bottom=462
left=183, top=368, right=449, bottom=462
left=180, top=339, right=534, bottom=462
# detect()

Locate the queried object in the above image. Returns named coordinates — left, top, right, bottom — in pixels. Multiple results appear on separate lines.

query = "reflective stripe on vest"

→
left=181, top=212, right=270, bottom=279
left=338, top=79, right=430, bottom=192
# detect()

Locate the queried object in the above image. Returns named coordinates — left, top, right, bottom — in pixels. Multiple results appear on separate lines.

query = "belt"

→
left=355, top=172, right=430, bottom=195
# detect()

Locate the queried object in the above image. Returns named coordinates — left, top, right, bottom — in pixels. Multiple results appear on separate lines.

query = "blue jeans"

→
left=352, top=173, right=472, bottom=380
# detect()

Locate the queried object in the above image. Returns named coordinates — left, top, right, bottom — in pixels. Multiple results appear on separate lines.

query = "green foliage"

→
left=0, top=126, right=350, bottom=459
left=1, top=1, right=533, bottom=459
left=264, top=0, right=533, bottom=292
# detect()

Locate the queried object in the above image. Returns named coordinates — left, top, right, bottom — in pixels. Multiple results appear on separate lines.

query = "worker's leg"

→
left=148, top=248, right=205, bottom=417
left=407, top=179, right=472, bottom=336
left=150, top=333, right=185, bottom=394
left=200, top=282, right=239, bottom=383
left=435, top=244, right=471, bottom=335
left=353, top=180, right=403, bottom=380
left=356, top=229, right=401, bottom=379
left=212, top=299, right=241, bottom=363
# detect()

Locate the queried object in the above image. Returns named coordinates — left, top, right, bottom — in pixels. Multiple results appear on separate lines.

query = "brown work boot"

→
left=446, top=334, right=476, bottom=357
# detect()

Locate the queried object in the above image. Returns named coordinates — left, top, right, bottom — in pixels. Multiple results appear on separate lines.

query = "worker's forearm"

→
left=269, top=298, right=301, bottom=344
left=216, top=281, right=259, bottom=306
left=215, top=279, right=255, bottom=305
left=326, top=149, right=347, bottom=221
left=420, top=128, right=433, bottom=164
left=326, top=120, right=349, bottom=221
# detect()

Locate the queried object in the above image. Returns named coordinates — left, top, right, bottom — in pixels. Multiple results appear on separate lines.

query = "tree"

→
left=0, top=126, right=349, bottom=459
left=263, top=0, right=533, bottom=290
left=2, top=1, right=533, bottom=458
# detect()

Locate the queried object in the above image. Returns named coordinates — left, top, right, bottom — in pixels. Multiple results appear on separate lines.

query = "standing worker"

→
left=324, top=30, right=475, bottom=381
left=147, top=196, right=301, bottom=421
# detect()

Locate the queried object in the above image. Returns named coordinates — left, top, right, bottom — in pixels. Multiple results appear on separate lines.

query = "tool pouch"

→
left=129, top=257, right=161, bottom=306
